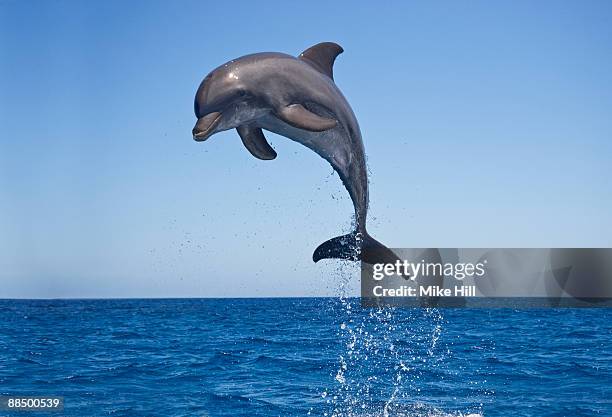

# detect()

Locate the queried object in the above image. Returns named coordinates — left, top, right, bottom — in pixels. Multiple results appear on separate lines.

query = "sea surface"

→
left=0, top=298, right=610, bottom=417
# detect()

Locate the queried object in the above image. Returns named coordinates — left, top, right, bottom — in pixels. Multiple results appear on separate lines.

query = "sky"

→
left=1, top=1, right=611, bottom=298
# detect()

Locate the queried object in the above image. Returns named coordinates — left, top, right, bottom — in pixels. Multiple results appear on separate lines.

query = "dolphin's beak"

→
left=192, top=111, right=222, bottom=141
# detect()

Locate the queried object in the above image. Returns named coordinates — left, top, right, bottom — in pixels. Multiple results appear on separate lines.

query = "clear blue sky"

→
left=1, top=1, right=611, bottom=298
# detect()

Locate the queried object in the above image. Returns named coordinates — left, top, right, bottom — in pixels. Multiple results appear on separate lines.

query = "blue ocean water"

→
left=0, top=298, right=610, bottom=417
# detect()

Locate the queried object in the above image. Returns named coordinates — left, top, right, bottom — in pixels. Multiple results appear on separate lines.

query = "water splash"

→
left=323, top=263, right=484, bottom=417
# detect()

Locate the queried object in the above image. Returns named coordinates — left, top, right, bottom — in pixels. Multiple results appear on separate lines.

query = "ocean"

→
left=0, top=298, right=610, bottom=416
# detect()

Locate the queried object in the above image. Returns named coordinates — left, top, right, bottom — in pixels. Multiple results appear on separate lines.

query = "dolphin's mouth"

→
left=192, top=111, right=222, bottom=141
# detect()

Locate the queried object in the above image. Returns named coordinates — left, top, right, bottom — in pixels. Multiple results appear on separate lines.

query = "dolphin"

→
left=192, top=42, right=398, bottom=265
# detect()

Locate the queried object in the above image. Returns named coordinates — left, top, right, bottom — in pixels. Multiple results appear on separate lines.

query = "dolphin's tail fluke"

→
left=312, top=232, right=360, bottom=262
left=312, top=231, right=398, bottom=265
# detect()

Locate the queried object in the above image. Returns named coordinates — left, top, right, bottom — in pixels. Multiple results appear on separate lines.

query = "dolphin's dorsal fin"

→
left=298, top=42, right=344, bottom=80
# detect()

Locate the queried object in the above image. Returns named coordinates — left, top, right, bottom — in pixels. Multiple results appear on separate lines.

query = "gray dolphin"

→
left=193, top=42, right=397, bottom=264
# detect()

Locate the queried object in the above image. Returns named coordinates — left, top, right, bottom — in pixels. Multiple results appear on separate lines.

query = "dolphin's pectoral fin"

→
left=298, top=42, right=344, bottom=80
left=237, top=125, right=277, bottom=160
left=277, top=104, right=337, bottom=132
